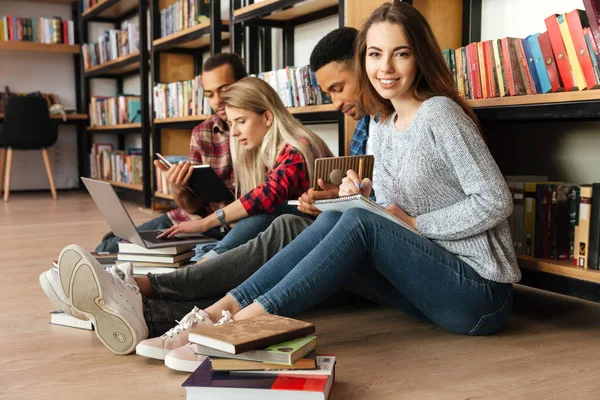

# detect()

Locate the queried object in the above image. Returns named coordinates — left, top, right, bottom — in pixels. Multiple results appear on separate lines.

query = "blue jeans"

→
left=198, top=204, right=310, bottom=260
left=230, top=209, right=514, bottom=335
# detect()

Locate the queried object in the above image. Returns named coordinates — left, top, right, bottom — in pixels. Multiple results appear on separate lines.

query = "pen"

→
left=356, top=157, right=365, bottom=190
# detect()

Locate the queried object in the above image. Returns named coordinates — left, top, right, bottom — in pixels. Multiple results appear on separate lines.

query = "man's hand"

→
left=297, top=179, right=338, bottom=216
left=154, top=160, right=194, bottom=195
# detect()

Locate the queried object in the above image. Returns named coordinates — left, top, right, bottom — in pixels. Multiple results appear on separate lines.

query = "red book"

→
left=62, top=20, right=68, bottom=44
left=501, top=37, right=527, bottom=96
left=566, top=9, right=600, bottom=89
left=537, top=31, right=564, bottom=92
left=466, top=42, right=482, bottom=99
left=7, top=15, right=13, bottom=41
left=545, top=14, right=577, bottom=91
left=514, top=39, right=537, bottom=94
left=483, top=40, right=497, bottom=97
left=583, top=0, right=600, bottom=50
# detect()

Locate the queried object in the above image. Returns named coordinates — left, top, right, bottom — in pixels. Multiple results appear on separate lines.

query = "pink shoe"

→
left=163, top=310, right=234, bottom=372
left=135, top=306, right=213, bottom=360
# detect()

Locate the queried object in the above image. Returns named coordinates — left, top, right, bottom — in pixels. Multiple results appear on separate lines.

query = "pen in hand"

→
left=355, top=157, right=365, bottom=190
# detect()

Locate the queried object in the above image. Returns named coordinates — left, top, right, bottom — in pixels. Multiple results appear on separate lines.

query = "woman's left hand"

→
left=386, top=204, right=417, bottom=230
left=157, top=219, right=208, bottom=238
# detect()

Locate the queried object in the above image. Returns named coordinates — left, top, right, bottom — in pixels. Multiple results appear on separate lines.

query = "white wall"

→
left=0, top=0, right=80, bottom=190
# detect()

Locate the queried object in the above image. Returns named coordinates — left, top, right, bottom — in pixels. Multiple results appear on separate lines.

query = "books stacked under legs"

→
left=116, top=242, right=202, bottom=275
left=182, top=315, right=336, bottom=400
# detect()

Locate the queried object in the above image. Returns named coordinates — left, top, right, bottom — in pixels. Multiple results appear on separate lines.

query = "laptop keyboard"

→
left=139, top=230, right=186, bottom=244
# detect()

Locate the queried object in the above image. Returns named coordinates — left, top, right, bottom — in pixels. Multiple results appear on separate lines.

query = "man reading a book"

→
left=95, top=53, right=246, bottom=253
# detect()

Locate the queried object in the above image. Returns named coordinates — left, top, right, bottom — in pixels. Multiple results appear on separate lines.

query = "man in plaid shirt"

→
left=95, top=54, right=246, bottom=252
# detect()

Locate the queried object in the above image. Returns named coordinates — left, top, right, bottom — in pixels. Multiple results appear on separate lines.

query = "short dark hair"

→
left=203, top=53, right=247, bottom=80
left=309, top=27, right=358, bottom=72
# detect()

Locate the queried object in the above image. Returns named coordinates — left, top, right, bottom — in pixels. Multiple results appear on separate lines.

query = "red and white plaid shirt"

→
left=167, top=114, right=234, bottom=224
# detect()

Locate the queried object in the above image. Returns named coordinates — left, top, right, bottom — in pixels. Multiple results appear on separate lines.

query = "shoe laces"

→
left=164, top=306, right=205, bottom=339
left=215, top=310, right=233, bottom=325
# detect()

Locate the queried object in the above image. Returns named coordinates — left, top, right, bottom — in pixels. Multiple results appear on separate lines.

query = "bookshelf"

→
left=152, top=20, right=231, bottom=52
left=0, top=41, right=80, bottom=53
left=80, top=0, right=152, bottom=206
left=0, top=113, right=88, bottom=121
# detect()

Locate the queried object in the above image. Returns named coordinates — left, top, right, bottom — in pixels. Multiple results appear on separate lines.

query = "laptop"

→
left=81, top=177, right=215, bottom=249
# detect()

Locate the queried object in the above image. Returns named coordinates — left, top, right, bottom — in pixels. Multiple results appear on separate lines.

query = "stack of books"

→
left=117, top=242, right=203, bottom=275
left=183, top=315, right=336, bottom=400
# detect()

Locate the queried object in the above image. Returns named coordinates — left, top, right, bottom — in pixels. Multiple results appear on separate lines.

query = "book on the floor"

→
left=116, top=259, right=193, bottom=268
left=195, top=335, right=317, bottom=365
left=90, top=252, right=118, bottom=264
left=230, top=355, right=336, bottom=377
left=182, top=358, right=335, bottom=400
left=117, top=241, right=198, bottom=255
left=131, top=266, right=178, bottom=275
left=314, top=194, right=422, bottom=236
left=210, top=350, right=317, bottom=371
left=188, top=315, right=316, bottom=355
left=50, top=310, right=94, bottom=330
left=116, top=250, right=194, bottom=264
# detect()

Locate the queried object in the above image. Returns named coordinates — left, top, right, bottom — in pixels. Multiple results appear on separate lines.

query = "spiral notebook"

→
left=314, top=194, right=422, bottom=236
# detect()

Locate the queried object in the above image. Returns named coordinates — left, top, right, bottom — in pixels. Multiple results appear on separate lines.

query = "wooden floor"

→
left=2, top=192, right=600, bottom=399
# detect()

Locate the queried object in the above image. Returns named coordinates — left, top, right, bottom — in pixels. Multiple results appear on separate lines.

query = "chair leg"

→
left=0, top=148, right=5, bottom=196
left=41, top=148, right=58, bottom=200
left=4, top=148, right=13, bottom=202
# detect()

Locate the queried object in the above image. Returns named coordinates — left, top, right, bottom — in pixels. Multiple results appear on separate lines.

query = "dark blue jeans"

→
left=230, top=209, right=514, bottom=335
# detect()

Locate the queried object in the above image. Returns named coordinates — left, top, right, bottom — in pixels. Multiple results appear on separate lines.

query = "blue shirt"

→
left=349, top=114, right=370, bottom=156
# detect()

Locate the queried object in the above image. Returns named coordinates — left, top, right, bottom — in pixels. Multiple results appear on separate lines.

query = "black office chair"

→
left=0, top=96, right=59, bottom=201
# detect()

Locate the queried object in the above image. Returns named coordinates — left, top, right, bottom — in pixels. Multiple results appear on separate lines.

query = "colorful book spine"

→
left=577, top=186, right=593, bottom=268
left=537, top=31, right=564, bottom=92
left=522, top=36, right=543, bottom=94
left=528, top=34, right=552, bottom=93
left=545, top=15, right=578, bottom=91
left=491, top=39, right=507, bottom=97
left=557, top=13, right=588, bottom=90
left=583, top=0, right=600, bottom=49
left=566, top=9, right=600, bottom=89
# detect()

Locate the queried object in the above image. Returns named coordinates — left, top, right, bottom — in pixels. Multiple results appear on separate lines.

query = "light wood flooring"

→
left=2, top=192, right=600, bottom=399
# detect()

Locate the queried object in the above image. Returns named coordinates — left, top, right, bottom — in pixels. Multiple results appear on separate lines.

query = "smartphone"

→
left=155, top=153, right=172, bottom=168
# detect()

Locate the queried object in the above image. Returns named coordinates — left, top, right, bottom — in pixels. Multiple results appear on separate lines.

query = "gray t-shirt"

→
left=373, top=96, right=520, bottom=283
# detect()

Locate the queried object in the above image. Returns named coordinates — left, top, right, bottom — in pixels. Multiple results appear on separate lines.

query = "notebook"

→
left=313, top=194, right=422, bottom=236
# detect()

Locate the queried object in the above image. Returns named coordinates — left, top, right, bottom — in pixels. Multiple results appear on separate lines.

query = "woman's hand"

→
left=386, top=204, right=417, bottom=230
left=157, top=218, right=209, bottom=238
left=339, top=169, right=372, bottom=198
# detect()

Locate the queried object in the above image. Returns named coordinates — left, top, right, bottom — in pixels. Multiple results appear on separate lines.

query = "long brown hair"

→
left=355, top=1, right=479, bottom=126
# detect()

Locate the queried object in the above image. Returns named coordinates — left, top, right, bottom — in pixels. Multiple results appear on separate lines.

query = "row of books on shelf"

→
left=253, top=65, right=331, bottom=108
left=507, top=177, right=600, bottom=270
left=443, top=5, right=600, bottom=98
left=89, top=95, right=142, bottom=127
left=89, top=147, right=143, bottom=186
left=0, top=16, right=75, bottom=45
left=160, top=0, right=210, bottom=38
left=81, top=0, right=104, bottom=13
left=155, top=155, right=189, bottom=195
left=153, top=76, right=211, bottom=119
left=81, top=23, right=140, bottom=70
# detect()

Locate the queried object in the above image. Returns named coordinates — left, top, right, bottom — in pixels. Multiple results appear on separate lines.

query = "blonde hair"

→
left=221, top=77, right=333, bottom=195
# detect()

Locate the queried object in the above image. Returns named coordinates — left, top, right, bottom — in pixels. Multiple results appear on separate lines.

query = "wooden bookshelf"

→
left=154, top=115, right=211, bottom=125
left=233, top=0, right=338, bottom=23
left=0, top=41, right=80, bottom=54
left=84, top=51, right=140, bottom=77
left=99, top=179, right=143, bottom=191
left=20, top=0, right=77, bottom=3
left=154, top=191, right=174, bottom=200
left=0, top=113, right=88, bottom=121
left=468, top=90, right=600, bottom=108
left=153, top=21, right=230, bottom=51
left=518, top=256, right=600, bottom=284
left=87, top=123, right=142, bottom=132
left=289, top=104, right=337, bottom=114
left=82, top=0, right=138, bottom=20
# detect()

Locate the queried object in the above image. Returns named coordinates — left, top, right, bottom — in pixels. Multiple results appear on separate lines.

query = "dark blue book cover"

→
left=522, top=36, right=543, bottom=94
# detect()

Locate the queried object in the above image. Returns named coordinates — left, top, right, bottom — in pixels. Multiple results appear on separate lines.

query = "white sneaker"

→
left=163, top=309, right=233, bottom=372
left=57, top=244, right=148, bottom=355
left=136, top=306, right=213, bottom=360
left=40, top=268, right=87, bottom=320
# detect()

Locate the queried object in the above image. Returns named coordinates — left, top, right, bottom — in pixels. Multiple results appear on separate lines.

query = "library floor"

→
left=2, top=192, right=600, bottom=399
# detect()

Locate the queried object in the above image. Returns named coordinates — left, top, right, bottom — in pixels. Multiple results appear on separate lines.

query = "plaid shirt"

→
left=167, top=114, right=234, bottom=224
left=349, top=114, right=371, bottom=156
left=240, top=144, right=309, bottom=216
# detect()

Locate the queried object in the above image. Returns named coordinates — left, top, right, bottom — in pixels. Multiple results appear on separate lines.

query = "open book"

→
left=313, top=194, right=422, bottom=236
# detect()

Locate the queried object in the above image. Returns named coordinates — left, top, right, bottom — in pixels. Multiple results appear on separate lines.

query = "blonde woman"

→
left=158, top=77, right=332, bottom=244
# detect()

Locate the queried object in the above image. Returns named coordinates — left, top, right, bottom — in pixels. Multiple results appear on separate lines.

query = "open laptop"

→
left=81, top=177, right=214, bottom=249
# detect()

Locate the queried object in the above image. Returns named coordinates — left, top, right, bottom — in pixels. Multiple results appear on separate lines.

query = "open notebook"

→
left=314, top=194, right=423, bottom=237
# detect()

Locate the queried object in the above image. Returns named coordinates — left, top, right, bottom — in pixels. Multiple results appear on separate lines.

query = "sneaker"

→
left=57, top=244, right=148, bottom=355
left=164, top=343, right=207, bottom=372
left=163, top=309, right=234, bottom=372
left=40, top=268, right=87, bottom=320
left=136, top=306, right=213, bottom=360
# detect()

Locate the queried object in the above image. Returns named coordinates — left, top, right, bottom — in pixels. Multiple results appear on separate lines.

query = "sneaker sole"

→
left=164, top=354, right=202, bottom=373
left=135, top=343, right=170, bottom=360
left=59, top=247, right=138, bottom=355
left=39, top=271, right=87, bottom=320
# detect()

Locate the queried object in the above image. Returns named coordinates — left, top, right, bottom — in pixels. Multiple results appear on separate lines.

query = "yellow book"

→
left=558, top=13, right=587, bottom=90
left=577, top=186, right=593, bottom=268
left=454, top=48, right=464, bottom=98
left=492, top=39, right=506, bottom=97
left=477, top=42, right=488, bottom=98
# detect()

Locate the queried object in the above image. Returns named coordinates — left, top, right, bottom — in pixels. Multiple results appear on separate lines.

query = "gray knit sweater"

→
left=372, top=96, right=521, bottom=283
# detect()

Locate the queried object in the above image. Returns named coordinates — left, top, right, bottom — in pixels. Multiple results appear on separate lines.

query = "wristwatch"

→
left=214, top=208, right=228, bottom=232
